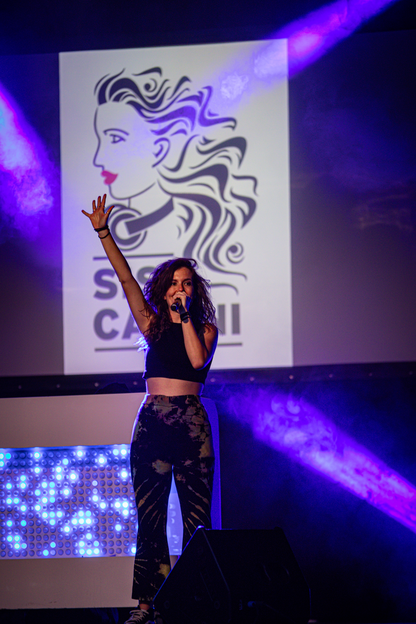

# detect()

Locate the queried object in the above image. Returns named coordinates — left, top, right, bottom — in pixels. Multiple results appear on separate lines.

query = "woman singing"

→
left=83, top=194, right=218, bottom=624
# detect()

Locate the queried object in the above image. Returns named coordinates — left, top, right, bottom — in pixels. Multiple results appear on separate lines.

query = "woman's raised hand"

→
left=82, top=194, right=114, bottom=230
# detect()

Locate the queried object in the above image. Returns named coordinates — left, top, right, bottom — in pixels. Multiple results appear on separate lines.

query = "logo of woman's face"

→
left=93, top=102, right=157, bottom=200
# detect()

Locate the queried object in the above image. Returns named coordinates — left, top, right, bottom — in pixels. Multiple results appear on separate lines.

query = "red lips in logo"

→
left=101, top=170, right=118, bottom=185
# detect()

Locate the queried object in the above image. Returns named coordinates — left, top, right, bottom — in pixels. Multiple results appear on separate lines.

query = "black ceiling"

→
left=0, top=0, right=414, bottom=56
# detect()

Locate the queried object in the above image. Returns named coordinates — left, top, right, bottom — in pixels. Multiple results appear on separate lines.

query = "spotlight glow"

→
left=0, top=86, right=54, bottom=234
left=252, top=393, right=416, bottom=534
left=256, top=0, right=400, bottom=78
left=214, top=0, right=401, bottom=110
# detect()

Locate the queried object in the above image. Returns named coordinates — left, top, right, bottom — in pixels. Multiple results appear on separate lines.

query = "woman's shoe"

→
left=124, top=608, right=154, bottom=624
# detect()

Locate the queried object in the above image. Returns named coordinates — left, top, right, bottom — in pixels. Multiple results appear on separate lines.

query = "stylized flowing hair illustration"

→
left=95, top=67, right=257, bottom=275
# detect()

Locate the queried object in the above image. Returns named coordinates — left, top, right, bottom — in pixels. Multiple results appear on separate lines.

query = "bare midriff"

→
left=145, top=377, right=204, bottom=396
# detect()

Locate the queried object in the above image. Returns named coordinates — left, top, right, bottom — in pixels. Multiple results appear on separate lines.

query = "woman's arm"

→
left=182, top=321, right=218, bottom=369
left=171, top=291, right=218, bottom=369
left=82, top=195, right=153, bottom=334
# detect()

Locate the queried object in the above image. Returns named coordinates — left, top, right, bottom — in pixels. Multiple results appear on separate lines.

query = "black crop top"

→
left=143, top=322, right=212, bottom=384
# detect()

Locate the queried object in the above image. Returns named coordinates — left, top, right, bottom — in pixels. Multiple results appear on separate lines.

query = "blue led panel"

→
left=0, top=445, right=182, bottom=559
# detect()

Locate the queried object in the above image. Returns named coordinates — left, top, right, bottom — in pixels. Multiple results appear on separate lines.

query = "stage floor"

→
left=0, top=610, right=414, bottom=624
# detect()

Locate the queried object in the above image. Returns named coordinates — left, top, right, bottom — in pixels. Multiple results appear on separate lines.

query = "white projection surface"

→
left=60, top=40, right=291, bottom=375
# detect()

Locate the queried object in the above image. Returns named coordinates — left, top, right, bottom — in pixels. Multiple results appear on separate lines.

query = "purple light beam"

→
left=212, top=0, right=401, bottom=110
left=255, top=0, right=401, bottom=79
left=252, top=393, right=416, bottom=534
left=0, top=85, right=53, bottom=236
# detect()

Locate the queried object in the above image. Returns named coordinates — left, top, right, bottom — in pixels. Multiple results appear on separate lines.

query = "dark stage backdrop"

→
left=290, top=30, right=416, bottom=366
left=211, top=374, right=416, bottom=623
left=0, top=29, right=415, bottom=376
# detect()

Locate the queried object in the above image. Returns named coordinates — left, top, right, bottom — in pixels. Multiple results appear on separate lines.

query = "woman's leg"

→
left=130, top=399, right=173, bottom=603
left=172, top=397, right=215, bottom=549
left=174, top=455, right=214, bottom=548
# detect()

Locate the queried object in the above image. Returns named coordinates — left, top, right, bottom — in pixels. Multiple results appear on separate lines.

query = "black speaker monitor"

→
left=154, top=527, right=310, bottom=624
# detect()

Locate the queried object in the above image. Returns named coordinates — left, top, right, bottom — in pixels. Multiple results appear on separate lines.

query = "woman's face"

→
left=93, top=102, right=157, bottom=200
left=164, top=267, right=194, bottom=312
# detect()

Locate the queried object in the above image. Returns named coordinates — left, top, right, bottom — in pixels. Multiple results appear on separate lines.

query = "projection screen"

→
left=59, top=40, right=292, bottom=375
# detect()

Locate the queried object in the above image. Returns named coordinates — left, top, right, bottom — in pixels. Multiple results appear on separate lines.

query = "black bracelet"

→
left=98, top=231, right=111, bottom=240
left=94, top=225, right=109, bottom=232
left=180, top=312, right=190, bottom=323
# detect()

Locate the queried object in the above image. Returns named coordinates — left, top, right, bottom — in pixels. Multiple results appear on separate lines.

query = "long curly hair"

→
left=142, top=258, right=216, bottom=344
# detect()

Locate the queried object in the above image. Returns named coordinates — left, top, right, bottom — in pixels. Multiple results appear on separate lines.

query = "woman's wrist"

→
left=94, top=224, right=110, bottom=240
left=180, top=311, right=190, bottom=323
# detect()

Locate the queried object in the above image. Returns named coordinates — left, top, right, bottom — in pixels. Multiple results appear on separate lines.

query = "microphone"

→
left=170, top=298, right=190, bottom=323
left=170, top=299, right=182, bottom=312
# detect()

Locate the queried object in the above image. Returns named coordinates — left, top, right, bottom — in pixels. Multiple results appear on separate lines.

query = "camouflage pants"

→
left=130, top=394, right=215, bottom=603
